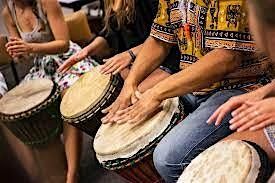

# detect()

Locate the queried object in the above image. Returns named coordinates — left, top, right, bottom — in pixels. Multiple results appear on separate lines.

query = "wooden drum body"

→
left=61, top=67, right=123, bottom=136
left=0, top=79, right=62, bottom=146
left=177, top=140, right=273, bottom=183
left=94, top=98, right=185, bottom=183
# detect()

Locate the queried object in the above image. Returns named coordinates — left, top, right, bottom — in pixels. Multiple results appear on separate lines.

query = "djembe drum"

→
left=177, top=140, right=272, bottom=183
left=0, top=78, right=66, bottom=182
left=0, top=79, right=62, bottom=145
left=60, top=66, right=123, bottom=136
left=94, top=97, right=185, bottom=183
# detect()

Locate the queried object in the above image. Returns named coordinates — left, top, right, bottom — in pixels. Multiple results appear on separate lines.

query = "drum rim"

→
left=62, top=74, right=122, bottom=122
left=60, top=70, right=113, bottom=119
left=0, top=82, right=60, bottom=122
left=100, top=111, right=185, bottom=170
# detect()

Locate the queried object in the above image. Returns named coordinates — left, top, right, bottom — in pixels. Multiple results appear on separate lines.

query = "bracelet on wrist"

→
left=128, top=49, right=136, bottom=62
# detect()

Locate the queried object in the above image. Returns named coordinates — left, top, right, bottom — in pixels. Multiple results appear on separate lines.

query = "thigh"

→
left=223, top=130, right=275, bottom=164
left=154, top=89, right=246, bottom=167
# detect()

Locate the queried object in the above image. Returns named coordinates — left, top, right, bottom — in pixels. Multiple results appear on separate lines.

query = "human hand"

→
left=6, top=37, right=32, bottom=58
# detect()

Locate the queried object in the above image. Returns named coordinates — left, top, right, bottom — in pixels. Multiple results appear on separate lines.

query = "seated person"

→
left=101, top=0, right=274, bottom=182
left=208, top=0, right=275, bottom=165
left=2, top=0, right=97, bottom=182
left=58, top=0, right=180, bottom=93
left=0, top=72, right=7, bottom=98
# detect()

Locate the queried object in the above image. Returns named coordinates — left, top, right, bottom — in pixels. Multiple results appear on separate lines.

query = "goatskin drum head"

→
left=177, top=140, right=261, bottom=183
left=0, top=79, right=53, bottom=115
left=60, top=66, right=111, bottom=118
left=94, top=97, right=179, bottom=162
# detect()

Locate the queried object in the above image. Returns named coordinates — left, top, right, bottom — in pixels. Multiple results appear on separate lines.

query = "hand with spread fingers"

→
left=207, top=84, right=274, bottom=126
left=5, top=37, right=32, bottom=58
left=112, top=89, right=162, bottom=124
left=100, top=51, right=132, bottom=75
left=57, top=48, right=89, bottom=74
left=227, top=98, right=275, bottom=132
left=101, top=83, right=139, bottom=124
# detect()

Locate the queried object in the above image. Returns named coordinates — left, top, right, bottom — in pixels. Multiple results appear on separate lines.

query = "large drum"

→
left=177, top=140, right=272, bottom=183
left=60, top=66, right=123, bottom=136
left=94, top=97, right=184, bottom=183
left=0, top=79, right=62, bottom=146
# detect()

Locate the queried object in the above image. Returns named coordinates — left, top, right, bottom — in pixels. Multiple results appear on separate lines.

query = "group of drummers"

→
left=0, top=0, right=275, bottom=182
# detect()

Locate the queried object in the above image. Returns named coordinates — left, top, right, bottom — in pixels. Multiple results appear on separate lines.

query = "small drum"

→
left=0, top=79, right=62, bottom=146
left=177, top=140, right=272, bottom=183
left=94, top=97, right=184, bottom=183
left=60, top=66, right=123, bottom=136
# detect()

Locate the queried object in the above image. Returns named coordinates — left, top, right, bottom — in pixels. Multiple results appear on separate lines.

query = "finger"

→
left=229, top=109, right=258, bottom=130
left=9, top=37, right=21, bottom=41
left=250, top=118, right=275, bottom=131
left=104, top=64, right=121, bottom=75
left=116, top=106, right=133, bottom=115
left=101, top=60, right=116, bottom=74
left=231, top=104, right=249, bottom=117
left=229, top=106, right=258, bottom=124
left=57, top=58, right=76, bottom=73
left=113, top=65, right=126, bottom=75
left=102, top=104, right=114, bottom=114
left=237, top=114, right=271, bottom=132
left=6, top=45, right=26, bottom=51
left=207, top=107, right=221, bottom=124
left=12, top=52, right=25, bottom=57
left=6, top=40, right=24, bottom=47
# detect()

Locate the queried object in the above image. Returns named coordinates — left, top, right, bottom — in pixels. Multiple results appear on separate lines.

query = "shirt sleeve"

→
left=150, top=0, right=177, bottom=44
left=205, top=0, right=255, bottom=52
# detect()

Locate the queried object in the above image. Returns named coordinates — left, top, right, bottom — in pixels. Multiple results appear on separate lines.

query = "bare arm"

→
left=152, top=49, right=243, bottom=100
left=27, top=0, right=70, bottom=54
left=2, top=7, right=20, bottom=38
left=125, top=36, right=172, bottom=87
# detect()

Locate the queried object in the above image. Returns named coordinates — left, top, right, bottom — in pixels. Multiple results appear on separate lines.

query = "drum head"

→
left=60, top=66, right=111, bottom=118
left=0, top=79, right=54, bottom=115
left=177, top=140, right=261, bottom=183
left=94, top=98, right=179, bottom=162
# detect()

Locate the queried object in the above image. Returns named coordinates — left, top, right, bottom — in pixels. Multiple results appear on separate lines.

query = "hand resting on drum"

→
left=108, top=89, right=163, bottom=124
left=57, top=48, right=89, bottom=74
left=101, top=83, right=139, bottom=123
left=100, top=51, right=132, bottom=75
left=207, top=81, right=275, bottom=132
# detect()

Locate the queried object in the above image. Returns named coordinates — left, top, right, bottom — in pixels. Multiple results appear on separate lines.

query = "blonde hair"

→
left=103, top=0, right=135, bottom=33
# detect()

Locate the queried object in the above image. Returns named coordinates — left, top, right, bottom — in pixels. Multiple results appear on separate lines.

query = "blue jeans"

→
left=153, top=89, right=245, bottom=183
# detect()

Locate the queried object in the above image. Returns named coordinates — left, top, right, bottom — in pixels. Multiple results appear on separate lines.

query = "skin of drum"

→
left=101, top=110, right=185, bottom=183
left=0, top=86, right=62, bottom=146
left=63, top=74, right=124, bottom=137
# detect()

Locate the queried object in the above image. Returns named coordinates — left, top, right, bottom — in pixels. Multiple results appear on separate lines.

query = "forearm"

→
left=30, top=40, right=69, bottom=55
left=152, top=49, right=243, bottom=100
left=125, top=37, right=172, bottom=87
left=85, top=36, right=111, bottom=57
left=260, top=80, right=275, bottom=97
left=129, top=44, right=143, bottom=56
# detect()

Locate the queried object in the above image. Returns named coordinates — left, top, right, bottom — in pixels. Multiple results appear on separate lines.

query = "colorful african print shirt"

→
left=151, top=0, right=274, bottom=94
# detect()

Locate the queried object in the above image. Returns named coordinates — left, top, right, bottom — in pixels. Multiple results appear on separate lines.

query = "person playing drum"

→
left=208, top=0, right=275, bottom=166
left=2, top=0, right=97, bottom=182
left=101, top=0, right=274, bottom=182
left=58, top=0, right=180, bottom=93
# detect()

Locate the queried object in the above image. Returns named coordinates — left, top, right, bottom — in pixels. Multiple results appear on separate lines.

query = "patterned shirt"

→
left=151, top=0, right=274, bottom=94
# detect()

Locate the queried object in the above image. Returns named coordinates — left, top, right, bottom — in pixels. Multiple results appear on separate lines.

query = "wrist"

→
left=127, top=49, right=136, bottom=62
left=28, top=43, right=35, bottom=53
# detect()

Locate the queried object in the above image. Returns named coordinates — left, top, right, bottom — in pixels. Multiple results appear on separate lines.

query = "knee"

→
left=153, top=141, right=183, bottom=183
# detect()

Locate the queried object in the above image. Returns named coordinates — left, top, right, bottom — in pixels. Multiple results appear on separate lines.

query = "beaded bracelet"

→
left=128, top=49, right=136, bottom=62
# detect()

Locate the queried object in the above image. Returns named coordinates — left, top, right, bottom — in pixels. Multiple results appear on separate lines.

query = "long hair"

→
left=4, top=0, right=39, bottom=18
left=103, top=0, right=135, bottom=33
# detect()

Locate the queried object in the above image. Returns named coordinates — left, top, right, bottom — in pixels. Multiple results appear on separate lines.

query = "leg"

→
left=153, top=89, right=245, bottom=183
left=62, top=90, right=83, bottom=183
left=222, top=130, right=275, bottom=165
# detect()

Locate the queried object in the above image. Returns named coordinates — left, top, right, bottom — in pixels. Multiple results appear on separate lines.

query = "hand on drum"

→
left=227, top=98, right=275, bottom=132
left=112, top=89, right=163, bottom=124
left=5, top=37, right=32, bottom=58
left=207, top=89, right=268, bottom=126
left=57, top=48, right=89, bottom=74
left=207, top=90, right=275, bottom=132
left=100, top=51, right=132, bottom=75
left=101, top=84, right=139, bottom=123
